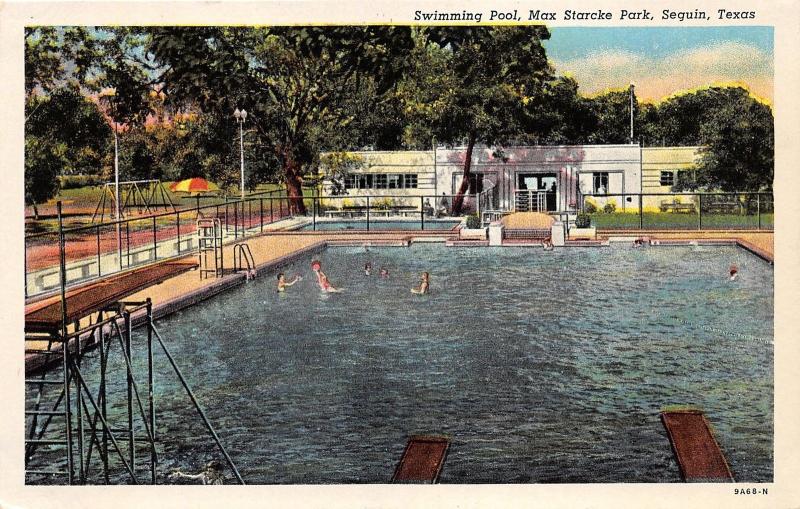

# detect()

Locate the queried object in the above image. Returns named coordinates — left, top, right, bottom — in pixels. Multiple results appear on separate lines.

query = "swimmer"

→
left=364, top=262, right=372, bottom=276
left=632, top=238, right=644, bottom=248
left=277, top=272, right=301, bottom=292
left=379, top=267, right=389, bottom=278
left=318, top=272, right=342, bottom=292
left=311, top=261, right=342, bottom=292
left=169, top=460, right=225, bottom=485
left=543, top=239, right=554, bottom=251
left=411, top=272, right=430, bottom=295
left=729, top=264, right=739, bottom=281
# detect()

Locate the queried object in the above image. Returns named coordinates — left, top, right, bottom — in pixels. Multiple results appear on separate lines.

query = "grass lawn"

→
left=590, top=212, right=774, bottom=230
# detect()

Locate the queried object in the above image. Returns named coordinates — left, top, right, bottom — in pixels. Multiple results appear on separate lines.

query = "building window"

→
left=592, top=172, right=609, bottom=194
left=342, top=172, right=419, bottom=190
left=660, top=171, right=675, bottom=187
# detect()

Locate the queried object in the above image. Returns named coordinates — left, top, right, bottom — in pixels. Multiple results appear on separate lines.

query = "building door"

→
left=516, top=173, right=557, bottom=211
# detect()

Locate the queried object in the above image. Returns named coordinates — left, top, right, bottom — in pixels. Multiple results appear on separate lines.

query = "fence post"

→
left=126, top=221, right=131, bottom=268
left=757, top=193, right=761, bottom=230
left=96, top=225, right=101, bottom=277
left=176, top=211, right=181, bottom=254
left=260, top=199, right=264, bottom=232
left=421, top=196, right=425, bottom=230
left=152, top=215, right=158, bottom=260
left=698, top=194, right=703, bottom=230
left=366, top=196, right=370, bottom=231
left=233, top=199, right=238, bottom=239
left=639, top=194, right=643, bottom=229
left=312, top=197, right=317, bottom=231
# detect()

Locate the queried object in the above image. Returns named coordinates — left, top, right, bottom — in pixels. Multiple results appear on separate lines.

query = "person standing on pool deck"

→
left=411, top=272, right=430, bottom=294
left=277, top=272, right=301, bottom=292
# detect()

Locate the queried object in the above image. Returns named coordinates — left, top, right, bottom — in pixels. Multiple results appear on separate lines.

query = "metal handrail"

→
left=233, top=243, right=256, bottom=277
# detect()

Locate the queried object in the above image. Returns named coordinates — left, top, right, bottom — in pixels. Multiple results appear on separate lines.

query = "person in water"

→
left=543, top=238, right=554, bottom=251
left=312, top=261, right=341, bottom=292
left=729, top=264, right=739, bottom=281
left=364, top=262, right=372, bottom=276
left=379, top=267, right=389, bottom=278
left=276, top=272, right=301, bottom=292
left=170, top=460, right=225, bottom=485
left=411, top=272, right=430, bottom=294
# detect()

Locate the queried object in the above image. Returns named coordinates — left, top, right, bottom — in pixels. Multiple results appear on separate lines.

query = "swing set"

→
left=91, top=179, right=176, bottom=223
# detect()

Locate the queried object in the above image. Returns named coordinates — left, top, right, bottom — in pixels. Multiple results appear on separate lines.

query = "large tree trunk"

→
left=284, top=154, right=307, bottom=215
left=451, top=131, right=477, bottom=215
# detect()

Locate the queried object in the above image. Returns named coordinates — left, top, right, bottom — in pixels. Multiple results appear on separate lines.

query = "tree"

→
left=417, top=26, right=554, bottom=214
left=584, top=87, right=637, bottom=145
left=25, top=137, right=64, bottom=219
left=146, top=26, right=414, bottom=213
left=24, top=85, right=112, bottom=216
left=695, top=90, right=773, bottom=191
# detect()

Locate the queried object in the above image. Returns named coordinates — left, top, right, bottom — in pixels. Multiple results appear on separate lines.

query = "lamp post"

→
left=234, top=108, right=247, bottom=201
left=629, top=82, right=635, bottom=144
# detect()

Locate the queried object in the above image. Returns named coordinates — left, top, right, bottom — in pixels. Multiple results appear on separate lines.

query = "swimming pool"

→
left=27, top=244, right=773, bottom=484
left=297, top=219, right=460, bottom=231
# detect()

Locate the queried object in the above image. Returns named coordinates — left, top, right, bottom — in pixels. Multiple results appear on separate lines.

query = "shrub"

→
left=465, top=213, right=481, bottom=229
left=603, top=201, right=617, bottom=214
left=575, top=212, right=591, bottom=228
left=584, top=199, right=597, bottom=213
left=374, top=197, right=393, bottom=210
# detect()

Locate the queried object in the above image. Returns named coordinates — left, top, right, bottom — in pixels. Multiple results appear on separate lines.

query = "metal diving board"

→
left=25, top=260, right=198, bottom=333
left=660, top=409, right=734, bottom=482
left=391, top=435, right=450, bottom=484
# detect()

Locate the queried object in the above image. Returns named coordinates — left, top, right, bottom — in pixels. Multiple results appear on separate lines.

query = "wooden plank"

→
left=660, top=410, right=734, bottom=482
left=25, top=260, right=197, bottom=332
left=392, top=435, right=450, bottom=484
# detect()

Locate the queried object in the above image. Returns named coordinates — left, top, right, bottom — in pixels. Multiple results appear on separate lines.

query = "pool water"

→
left=298, top=220, right=460, bottom=231
left=27, top=244, right=773, bottom=484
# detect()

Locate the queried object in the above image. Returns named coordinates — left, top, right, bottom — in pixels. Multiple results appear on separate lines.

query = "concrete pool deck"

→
left=25, top=228, right=773, bottom=371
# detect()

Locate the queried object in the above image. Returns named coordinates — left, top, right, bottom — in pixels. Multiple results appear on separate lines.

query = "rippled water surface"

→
left=28, top=244, right=773, bottom=483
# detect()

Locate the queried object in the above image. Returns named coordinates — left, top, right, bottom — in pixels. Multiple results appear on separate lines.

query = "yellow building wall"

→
left=641, top=147, right=702, bottom=211
left=319, top=151, right=437, bottom=209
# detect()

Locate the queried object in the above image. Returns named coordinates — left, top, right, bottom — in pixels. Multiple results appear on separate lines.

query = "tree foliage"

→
left=146, top=26, right=414, bottom=212
left=408, top=26, right=555, bottom=213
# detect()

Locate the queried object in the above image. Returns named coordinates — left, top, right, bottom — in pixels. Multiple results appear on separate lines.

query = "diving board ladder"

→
left=391, top=435, right=450, bottom=483
left=197, top=218, right=223, bottom=279
left=660, top=409, right=734, bottom=482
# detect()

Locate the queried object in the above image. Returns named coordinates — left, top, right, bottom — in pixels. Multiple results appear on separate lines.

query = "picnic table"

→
left=703, top=201, right=742, bottom=214
left=660, top=200, right=697, bottom=213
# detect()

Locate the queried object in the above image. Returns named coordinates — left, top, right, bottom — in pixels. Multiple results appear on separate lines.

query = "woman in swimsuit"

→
left=411, top=272, right=430, bottom=295
left=312, top=261, right=342, bottom=292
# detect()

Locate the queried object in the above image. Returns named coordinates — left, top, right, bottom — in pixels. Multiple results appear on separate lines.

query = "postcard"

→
left=1, top=0, right=798, bottom=507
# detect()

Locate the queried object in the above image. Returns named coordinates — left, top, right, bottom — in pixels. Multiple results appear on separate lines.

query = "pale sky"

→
left=545, top=27, right=774, bottom=104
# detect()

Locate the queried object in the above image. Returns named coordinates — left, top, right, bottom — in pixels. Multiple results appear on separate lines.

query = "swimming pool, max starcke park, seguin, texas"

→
left=26, top=244, right=773, bottom=484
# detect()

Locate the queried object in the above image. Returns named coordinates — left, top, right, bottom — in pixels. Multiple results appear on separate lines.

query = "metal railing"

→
left=581, top=192, right=774, bottom=231
left=25, top=190, right=479, bottom=298
left=25, top=189, right=290, bottom=299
